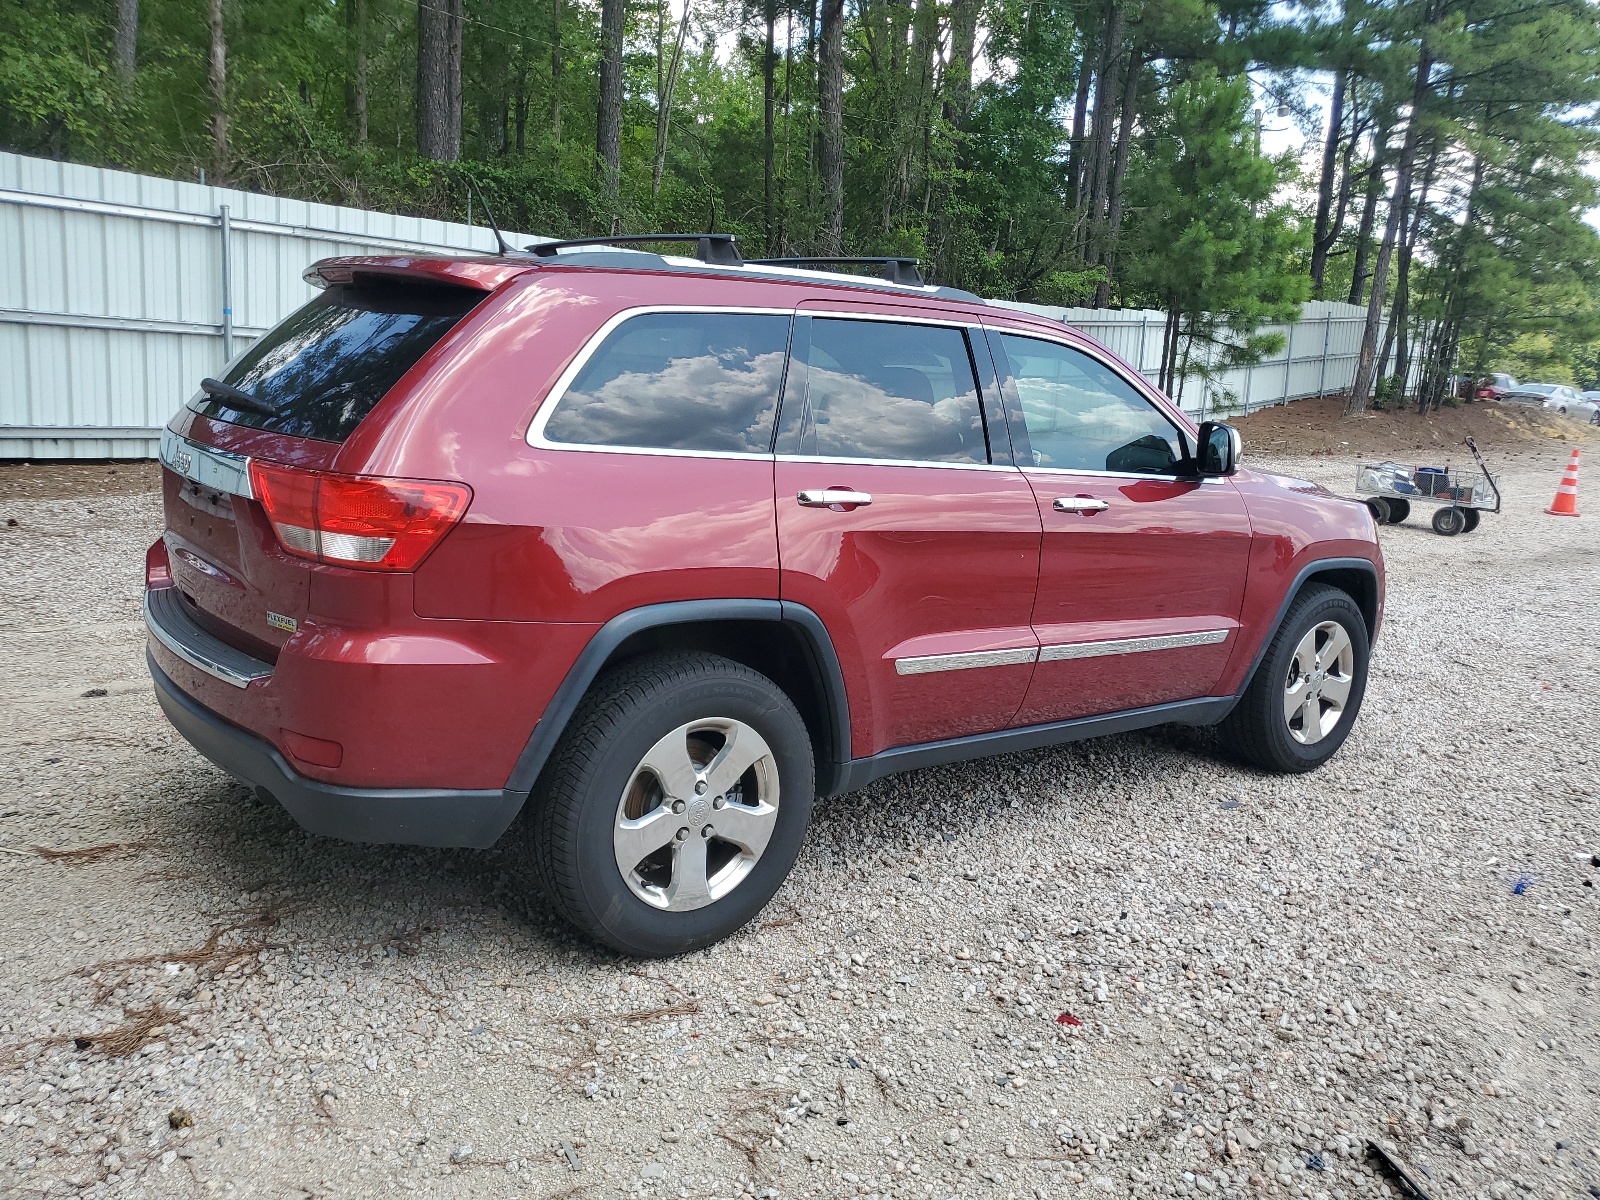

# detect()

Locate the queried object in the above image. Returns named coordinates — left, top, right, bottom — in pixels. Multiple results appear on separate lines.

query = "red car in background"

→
left=145, top=235, right=1384, bottom=956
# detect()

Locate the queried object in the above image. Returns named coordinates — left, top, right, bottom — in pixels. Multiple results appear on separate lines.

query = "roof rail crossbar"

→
left=526, top=232, right=743, bottom=266
left=749, top=256, right=926, bottom=287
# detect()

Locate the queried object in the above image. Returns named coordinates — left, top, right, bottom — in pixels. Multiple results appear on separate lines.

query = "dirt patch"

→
left=0, top=460, right=162, bottom=503
left=1233, top=393, right=1599, bottom=459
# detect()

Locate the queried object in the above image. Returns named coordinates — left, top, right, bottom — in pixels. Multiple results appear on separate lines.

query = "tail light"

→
left=248, top=461, right=471, bottom=571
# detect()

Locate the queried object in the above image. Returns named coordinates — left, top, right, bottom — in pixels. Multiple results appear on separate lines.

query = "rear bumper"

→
left=149, top=653, right=526, bottom=848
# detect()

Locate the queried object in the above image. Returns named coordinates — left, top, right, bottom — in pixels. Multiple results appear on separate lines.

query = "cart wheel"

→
left=1365, top=497, right=1393, bottom=524
left=1432, top=506, right=1467, bottom=536
left=1462, top=508, right=1480, bottom=533
left=1386, top=499, right=1411, bottom=524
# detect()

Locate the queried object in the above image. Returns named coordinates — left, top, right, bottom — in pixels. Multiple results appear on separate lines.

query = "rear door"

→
left=985, top=327, right=1252, bottom=725
left=163, top=281, right=487, bottom=658
left=774, top=305, right=1041, bottom=756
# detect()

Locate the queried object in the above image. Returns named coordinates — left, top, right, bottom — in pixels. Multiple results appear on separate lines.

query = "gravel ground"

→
left=0, top=440, right=1596, bottom=1200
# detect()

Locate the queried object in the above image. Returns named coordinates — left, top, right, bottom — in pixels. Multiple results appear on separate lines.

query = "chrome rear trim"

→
left=144, top=586, right=273, bottom=689
left=1037, top=629, right=1229, bottom=663
left=894, top=647, right=1038, bottom=676
left=160, top=428, right=254, bottom=499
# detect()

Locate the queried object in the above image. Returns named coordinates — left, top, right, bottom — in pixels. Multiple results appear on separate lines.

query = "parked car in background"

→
left=143, top=234, right=1386, bottom=957
left=1475, top=373, right=1518, bottom=400
left=1501, top=382, right=1579, bottom=408
left=1550, top=392, right=1600, bottom=422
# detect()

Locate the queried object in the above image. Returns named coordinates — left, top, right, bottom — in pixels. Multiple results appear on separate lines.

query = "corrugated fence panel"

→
left=3, top=149, right=1425, bottom=458
left=1, top=151, right=534, bottom=459
left=992, top=299, right=1426, bottom=418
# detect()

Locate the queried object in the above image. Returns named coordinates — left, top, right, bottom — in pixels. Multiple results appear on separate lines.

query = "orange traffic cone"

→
left=1546, top=448, right=1581, bottom=517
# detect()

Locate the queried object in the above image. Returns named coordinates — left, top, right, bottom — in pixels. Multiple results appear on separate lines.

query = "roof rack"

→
left=748, top=256, right=926, bottom=287
left=526, top=232, right=743, bottom=266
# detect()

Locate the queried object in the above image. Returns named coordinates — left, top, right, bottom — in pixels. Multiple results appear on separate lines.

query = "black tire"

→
left=1432, top=505, right=1466, bottom=536
left=1218, top=584, right=1370, bottom=774
left=1386, top=498, right=1410, bottom=524
left=1365, top=497, right=1392, bottom=524
left=1462, top=507, right=1480, bottom=533
left=529, top=651, right=814, bottom=957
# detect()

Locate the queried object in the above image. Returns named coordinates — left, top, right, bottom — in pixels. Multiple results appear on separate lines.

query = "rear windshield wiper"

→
left=200, top=377, right=281, bottom=416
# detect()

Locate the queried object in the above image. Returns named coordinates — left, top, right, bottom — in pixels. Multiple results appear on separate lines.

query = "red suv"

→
left=145, top=234, right=1383, bottom=957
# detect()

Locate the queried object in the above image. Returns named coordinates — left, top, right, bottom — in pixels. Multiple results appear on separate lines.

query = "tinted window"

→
left=997, top=334, right=1185, bottom=474
left=544, top=312, right=791, bottom=453
left=784, top=319, right=987, bottom=463
left=189, top=284, right=482, bottom=442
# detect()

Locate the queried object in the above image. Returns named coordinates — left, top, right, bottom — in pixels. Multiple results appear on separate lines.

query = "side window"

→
left=542, top=311, right=791, bottom=453
left=783, top=318, right=989, bottom=464
left=996, top=333, right=1187, bottom=474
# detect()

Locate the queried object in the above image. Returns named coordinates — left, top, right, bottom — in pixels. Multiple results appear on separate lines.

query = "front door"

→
left=775, top=309, right=1042, bottom=756
left=984, top=327, right=1253, bottom=725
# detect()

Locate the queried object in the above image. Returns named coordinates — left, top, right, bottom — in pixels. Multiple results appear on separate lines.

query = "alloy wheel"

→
left=612, top=718, right=780, bottom=911
left=1282, top=620, right=1354, bottom=745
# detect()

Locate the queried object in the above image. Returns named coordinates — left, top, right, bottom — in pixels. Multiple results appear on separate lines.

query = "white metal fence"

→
left=0, top=151, right=532, bottom=459
left=2, top=151, right=1406, bottom=458
left=992, top=300, right=1420, bottom=419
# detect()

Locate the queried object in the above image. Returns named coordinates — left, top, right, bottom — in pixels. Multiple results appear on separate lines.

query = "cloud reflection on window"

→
left=544, top=313, right=790, bottom=453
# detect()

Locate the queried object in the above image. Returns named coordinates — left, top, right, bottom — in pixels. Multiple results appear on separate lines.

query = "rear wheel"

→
left=1365, top=497, right=1393, bottom=524
left=1432, top=505, right=1467, bottom=536
left=1219, top=585, right=1370, bottom=773
left=1462, top=508, right=1481, bottom=533
left=1385, top=499, right=1411, bottom=524
left=530, top=651, right=814, bottom=957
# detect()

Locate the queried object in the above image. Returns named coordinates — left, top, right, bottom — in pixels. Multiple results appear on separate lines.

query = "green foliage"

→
left=1, top=0, right=1597, bottom=393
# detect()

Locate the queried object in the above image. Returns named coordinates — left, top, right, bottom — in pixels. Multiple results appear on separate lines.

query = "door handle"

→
left=1053, top=496, right=1109, bottom=513
left=798, top=488, right=873, bottom=509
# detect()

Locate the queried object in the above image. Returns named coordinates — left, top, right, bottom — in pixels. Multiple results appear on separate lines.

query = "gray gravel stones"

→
left=0, top=445, right=1597, bottom=1199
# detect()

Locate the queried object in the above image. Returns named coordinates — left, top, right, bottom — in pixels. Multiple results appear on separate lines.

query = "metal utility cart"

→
left=1353, top=436, right=1501, bottom=536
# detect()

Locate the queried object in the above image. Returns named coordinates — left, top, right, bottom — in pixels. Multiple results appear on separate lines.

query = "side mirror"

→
left=1196, top=421, right=1242, bottom=476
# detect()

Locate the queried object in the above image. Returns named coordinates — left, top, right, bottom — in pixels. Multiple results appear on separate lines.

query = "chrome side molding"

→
left=1037, top=629, right=1229, bottom=663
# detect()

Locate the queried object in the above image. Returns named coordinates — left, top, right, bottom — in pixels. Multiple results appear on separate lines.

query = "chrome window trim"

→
left=895, top=647, right=1038, bottom=676
left=1022, top=464, right=1230, bottom=485
left=775, top=453, right=1020, bottom=474
left=144, top=587, right=274, bottom=689
left=160, top=428, right=254, bottom=499
left=1037, top=629, right=1229, bottom=663
left=526, top=304, right=1003, bottom=470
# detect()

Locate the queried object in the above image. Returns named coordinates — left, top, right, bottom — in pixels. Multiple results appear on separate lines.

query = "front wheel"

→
left=1219, top=585, right=1371, bottom=773
left=529, top=651, right=815, bottom=957
left=1386, top=498, right=1411, bottom=524
left=1432, top=505, right=1467, bottom=536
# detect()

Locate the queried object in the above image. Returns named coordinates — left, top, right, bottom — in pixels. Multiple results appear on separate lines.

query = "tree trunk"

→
left=1309, top=70, right=1346, bottom=298
left=818, top=0, right=845, bottom=253
left=1085, top=4, right=1125, bottom=258
left=764, top=0, right=778, bottom=252
left=208, top=0, right=227, bottom=176
left=1347, top=37, right=1434, bottom=415
left=597, top=0, right=626, bottom=197
left=115, top=0, right=138, bottom=83
left=1094, top=47, right=1142, bottom=306
left=947, top=0, right=978, bottom=122
left=416, top=0, right=458, bottom=160
left=345, top=0, right=369, bottom=146
left=652, top=0, right=691, bottom=195
left=1066, top=47, right=1094, bottom=212
left=1346, top=111, right=1389, bottom=306
left=550, top=0, right=563, bottom=145
left=447, top=0, right=463, bottom=156
left=1382, top=136, right=1437, bottom=395
left=515, top=64, right=528, bottom=153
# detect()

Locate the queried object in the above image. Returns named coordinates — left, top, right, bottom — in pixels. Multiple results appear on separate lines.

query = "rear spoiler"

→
left=304, top=256, right=534, bottom=292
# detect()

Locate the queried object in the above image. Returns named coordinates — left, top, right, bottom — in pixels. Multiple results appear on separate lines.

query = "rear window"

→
left=188, top=284, right=483, bottom=442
